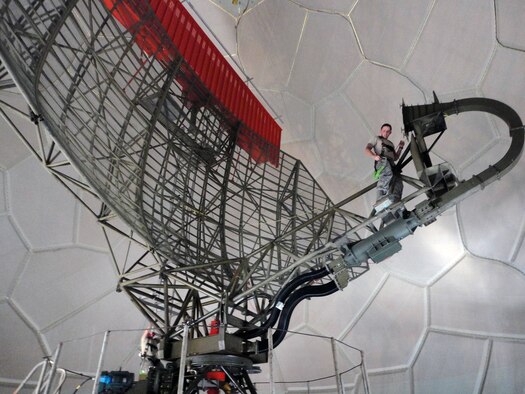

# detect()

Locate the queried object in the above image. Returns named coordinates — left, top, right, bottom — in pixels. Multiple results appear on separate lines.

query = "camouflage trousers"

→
left=376, top=158, right=403, bottom=203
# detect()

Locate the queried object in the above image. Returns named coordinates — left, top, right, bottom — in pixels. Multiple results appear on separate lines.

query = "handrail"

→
left=14, top=360, right=66, bottom=394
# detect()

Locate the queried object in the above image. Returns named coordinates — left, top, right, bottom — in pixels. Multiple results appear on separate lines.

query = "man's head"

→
left=380, top=123, right=392, bottom=139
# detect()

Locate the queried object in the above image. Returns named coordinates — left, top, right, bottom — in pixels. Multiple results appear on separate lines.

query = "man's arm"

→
left=365, top=143, right=381, bottom=161
left=394, top=140, right=405, bottom=161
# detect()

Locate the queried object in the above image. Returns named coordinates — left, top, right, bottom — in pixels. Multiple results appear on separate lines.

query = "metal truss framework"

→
left=0, top=0, right=380, bottom=341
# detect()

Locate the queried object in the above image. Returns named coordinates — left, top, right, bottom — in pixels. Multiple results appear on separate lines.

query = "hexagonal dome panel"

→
left=294, top=0, right=356, bottom=14
left=483, top=340, right=525, bottom=392
left=209, top=0, right=263, bottom=17
left=481, top=46, right=525, bottom=118
left=0, top=303, right=45, bottom=379
left=343, top=61, right=425, bottom=133
left=413, top=331, right=485, bottom=393
left=44, top=291, right=146, bottom=373
left=458, top=140, right=525, bottom=263
left=306, top=266, right=387, bottom=338
left=404, top=0, right=494, bottom=95
left=368, top=370, right=411, bottom=394
left=287, top=11, right=361, bottom=104
left=351, top=0, right=432, bottom=68
left=315, top=93, right=371, bottom=179
left=8, top=157, right=77, bottom=249
left=12, top=247, right=116, bottom=330
left=281, top=139, right=324, bottom=178
left=342, top=276, right=425, bottom=369
left=0, top=216, right=28, bottom=298
left=263, top=90, right=313, bottom=144
left=0, top=170, right=6, bottom=213
left=0, top=91, right=37, bottom=170
left=380, top=209, right=464, bottom=286
left=187, top=0, right=237, bottom=56
left=432, top=111, right=497, bottom=174
left=431, top=254, right=525, bottom=335
left=495, top=1, right=525, bottom=51
left=237, top=0, right=306, bottom=90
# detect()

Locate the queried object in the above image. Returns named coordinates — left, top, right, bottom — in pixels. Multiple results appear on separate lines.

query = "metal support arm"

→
left=338, top=96, right=524, bottom=268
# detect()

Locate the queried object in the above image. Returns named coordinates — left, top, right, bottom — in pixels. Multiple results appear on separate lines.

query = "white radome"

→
left=1, top=0, right=525, bottom=392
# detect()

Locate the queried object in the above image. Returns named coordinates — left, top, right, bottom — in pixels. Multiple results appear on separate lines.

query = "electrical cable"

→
left=239, top=267, right=330, bottom=339
left=72, top=377, right=93, bottom=394
left=255, top=280, right=339, bottom=352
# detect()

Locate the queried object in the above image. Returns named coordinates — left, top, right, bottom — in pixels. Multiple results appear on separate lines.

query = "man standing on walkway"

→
left=365, top=123, right=405, bottom=205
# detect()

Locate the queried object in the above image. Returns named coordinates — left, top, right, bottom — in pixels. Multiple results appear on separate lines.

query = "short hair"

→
left=380, top=123, right=392, bottom=131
